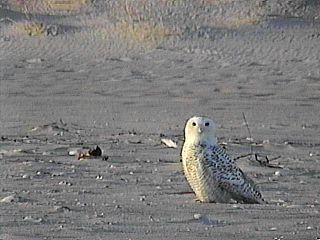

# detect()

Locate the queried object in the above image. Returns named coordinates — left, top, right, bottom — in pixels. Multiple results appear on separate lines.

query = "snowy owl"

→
left=181, top=116, right=266, bottom=204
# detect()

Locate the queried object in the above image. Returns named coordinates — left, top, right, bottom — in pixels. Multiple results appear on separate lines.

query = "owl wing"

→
left=208, top=145, right=266, bottom=204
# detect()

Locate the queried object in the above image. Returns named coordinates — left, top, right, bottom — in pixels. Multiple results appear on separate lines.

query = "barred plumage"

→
left=181, top=116, right=266, bottom=204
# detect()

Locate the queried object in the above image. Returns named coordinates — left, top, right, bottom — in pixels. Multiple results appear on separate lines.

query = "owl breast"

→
left=181, top=143, right=232, bottom=203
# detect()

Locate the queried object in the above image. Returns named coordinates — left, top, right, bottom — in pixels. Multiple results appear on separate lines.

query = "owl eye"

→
left=192, top=122, right=196, bottom=126
left=205, top=122, right=210, bottom=126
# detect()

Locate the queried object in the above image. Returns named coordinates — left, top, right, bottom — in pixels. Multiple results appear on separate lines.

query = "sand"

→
left=0, top=1, right=320, bottom=239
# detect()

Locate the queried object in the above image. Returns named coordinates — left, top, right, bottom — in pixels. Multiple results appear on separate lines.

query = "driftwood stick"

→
left=242, top=112, right=252, bottom=140
left=0, top=17, right=17, bottom=23
left=234, top=153, right=252, bottom=161
left=254, top=153, right=283, bottom=168
left=242, top=112, right=253, bottom=160
left=238, top=112, right=282, bottom=168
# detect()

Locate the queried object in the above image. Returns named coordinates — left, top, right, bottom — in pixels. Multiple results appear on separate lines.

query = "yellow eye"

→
left=192, top=122, right=196, bottom=126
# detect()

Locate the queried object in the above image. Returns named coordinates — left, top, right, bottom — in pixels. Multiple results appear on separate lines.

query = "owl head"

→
left=184, top=116, right=217, bottom=145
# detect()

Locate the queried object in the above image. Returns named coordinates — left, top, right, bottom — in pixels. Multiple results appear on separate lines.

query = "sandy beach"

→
left=0, top=1, right=320, bottom=239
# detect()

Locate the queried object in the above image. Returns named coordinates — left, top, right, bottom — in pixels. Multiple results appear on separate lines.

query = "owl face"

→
left=184, top=116, right=217, bottom=145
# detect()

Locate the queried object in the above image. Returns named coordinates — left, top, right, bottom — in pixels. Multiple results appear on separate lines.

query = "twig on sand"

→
left=238, top=112, right=282, bottom=168
left=233, top=153, right=252, bottom=161
left=242, top=112, right=252, bottom=141
left=234, top=152, right=282, bottom=168
left=242, top=112, right=253, bottom=160
left=0, top=17, right=17, bottom=23
left=254, top=154, right=283, bottom=168
left=22, top=3, right=32, bottom=21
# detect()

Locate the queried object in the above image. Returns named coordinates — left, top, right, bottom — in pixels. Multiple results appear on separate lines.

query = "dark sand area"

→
left=0, top=1, right=320, bottom=239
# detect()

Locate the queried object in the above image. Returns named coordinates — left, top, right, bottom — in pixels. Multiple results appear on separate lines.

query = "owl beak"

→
left=198, top=127, right=204, bottom=134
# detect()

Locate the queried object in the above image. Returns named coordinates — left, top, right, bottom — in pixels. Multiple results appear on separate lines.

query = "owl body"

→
left=181, top=116, right=265, bottom=204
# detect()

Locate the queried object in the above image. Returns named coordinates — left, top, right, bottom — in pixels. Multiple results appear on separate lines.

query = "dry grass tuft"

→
left=115, top=22, right=171, bottom=48
left=161, top=0, right=182, bottom=6
left=13, top=21, right=47, bottom=36
left=8, top=0, right=88, bottom=14
left=201, top=0, right=236, bottom=5
left=48, top=0, right=88, bottom=12
left=222, top=16, right=260, bottom=28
